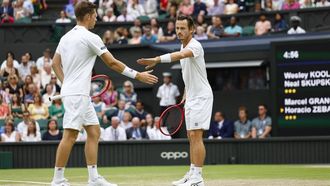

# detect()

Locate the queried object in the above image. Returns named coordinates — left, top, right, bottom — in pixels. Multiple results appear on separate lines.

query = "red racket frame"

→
left=159, top=101, right=185, bottom=136
left=91, top=74, right=111, bottom=99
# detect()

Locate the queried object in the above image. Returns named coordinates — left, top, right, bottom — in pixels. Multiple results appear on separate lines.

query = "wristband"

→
left=160, top=53, right=171, bottom=63
left=122, top=66, right=138, bottom=79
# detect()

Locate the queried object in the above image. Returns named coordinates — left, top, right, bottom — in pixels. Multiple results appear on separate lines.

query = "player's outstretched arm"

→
left=100, top=52, right=158, bottom=85
left=137, top=49, right=194, bottom=70
left=52, top=53, right=64, bottom=83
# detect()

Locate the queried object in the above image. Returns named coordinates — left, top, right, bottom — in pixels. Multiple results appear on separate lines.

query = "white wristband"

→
left=122, top=66, right=138, bottom=79
left=160, top=53, right=171, bottom=63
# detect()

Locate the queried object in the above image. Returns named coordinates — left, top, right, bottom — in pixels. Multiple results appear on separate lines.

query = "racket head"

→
left=90, top=74, right=111, bottom=99
left=158, top=103, right=185, bottom=136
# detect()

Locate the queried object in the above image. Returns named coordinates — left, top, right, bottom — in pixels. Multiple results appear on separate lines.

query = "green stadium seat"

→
left=57, top=118, right=63, bottom=130
left=242, top=26, right=255, bottom=37
left=37, top=119, right=49, bottom=130
left=0, top=119, right=5, bottom=128
left=137, top=15, right=150, bottom=22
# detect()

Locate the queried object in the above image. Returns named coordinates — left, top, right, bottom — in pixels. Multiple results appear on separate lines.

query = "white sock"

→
left=53, top=167, right=65, bottom=182
left=87, top=165, right=99, bottom=181
left=189, top=164, right=195, bottom=175
left=193, top=166, right=202, bottom=177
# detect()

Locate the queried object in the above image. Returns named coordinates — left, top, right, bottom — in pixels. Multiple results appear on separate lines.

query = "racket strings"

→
left=160, top=107, right=183, bottom=135
left=90, top=78, right=110, bottom=97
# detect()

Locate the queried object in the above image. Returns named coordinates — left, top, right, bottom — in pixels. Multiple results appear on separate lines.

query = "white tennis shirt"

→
left=55, top=25, right=108, bottom=97
left=180, top=38, right=213, bottom=100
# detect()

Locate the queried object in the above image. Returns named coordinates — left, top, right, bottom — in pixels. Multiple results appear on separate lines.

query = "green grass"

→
left=0, top=165, right=330, bottom=185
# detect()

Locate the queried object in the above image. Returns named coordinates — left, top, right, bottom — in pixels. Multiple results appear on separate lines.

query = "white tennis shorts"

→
left=185, top=96, right=213, bottom=131
left=62, top=95, right=99, bottom=131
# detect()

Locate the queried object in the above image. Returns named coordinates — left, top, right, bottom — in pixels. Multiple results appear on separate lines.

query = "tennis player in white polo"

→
left=138, top=15, right=213, bottom=186
left=50, top=1, right=158, bottom=186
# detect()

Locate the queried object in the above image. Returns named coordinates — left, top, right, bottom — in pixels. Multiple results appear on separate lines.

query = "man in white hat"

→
left=157, top=72, right=180, bottom=114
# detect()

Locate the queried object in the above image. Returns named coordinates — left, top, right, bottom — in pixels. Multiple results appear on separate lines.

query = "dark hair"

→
left=26, top=52, right=33, bottom=60
left=136, top=100, right=144, bottom=106
left=74, top=1, right=97, bottom=22
left=6, top=51, right=15, bottom=59
left=176, top=15, right=195, bottom=30
left=27, top=120, right=37, bottom=137
left=11, top=93, right=21, bottom=105
left=238, top=106, right=248, bottom=115
left=47, top=119, right=58, bottom=130
left=258, top=104, right=268, bottom=110
left=5, top=119, right=15, bottom=133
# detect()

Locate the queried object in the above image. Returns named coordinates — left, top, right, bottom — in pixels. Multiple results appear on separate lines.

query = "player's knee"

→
left=188, top=130, right=203, bottom=142
left=63, top=133, right=78, bottom=144
left=87, top=128, right=100, bottom=140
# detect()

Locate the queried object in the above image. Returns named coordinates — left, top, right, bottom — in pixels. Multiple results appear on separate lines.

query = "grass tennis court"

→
left=1, top=165, right=330, bottom=186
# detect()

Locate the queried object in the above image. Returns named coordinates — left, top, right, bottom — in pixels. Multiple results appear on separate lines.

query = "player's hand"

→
left=137, top=57, right=159, bottom=70
left=136, top=70, right=158, bottom=85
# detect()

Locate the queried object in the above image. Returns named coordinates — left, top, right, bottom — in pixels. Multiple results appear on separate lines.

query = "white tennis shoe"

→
left=172, top=171, right=191, bottom=186
left=51, top=178, right=70, bottom=186
left=88, top=176, right=118, bottom=186
left=178, top=175, right=204, bottom=186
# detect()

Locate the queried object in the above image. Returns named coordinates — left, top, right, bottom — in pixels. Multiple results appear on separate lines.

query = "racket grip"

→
left=49, top=95, right=62, bottom=101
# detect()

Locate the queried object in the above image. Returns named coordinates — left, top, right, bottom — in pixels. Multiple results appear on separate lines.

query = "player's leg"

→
left=51, top=129, right=79, bottom=186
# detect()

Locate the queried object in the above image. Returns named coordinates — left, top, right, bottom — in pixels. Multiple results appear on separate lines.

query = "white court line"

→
left=0, top=180, right=86, bottom=186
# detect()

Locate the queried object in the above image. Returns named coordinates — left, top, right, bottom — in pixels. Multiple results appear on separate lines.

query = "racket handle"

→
left=49, top=95, right=62, bottom=101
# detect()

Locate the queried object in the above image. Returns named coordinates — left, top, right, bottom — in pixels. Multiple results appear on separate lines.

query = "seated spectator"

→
left=272, top=0, right=285, bottom=10
left=129, top=27, right=142, bottom=44
left=147, top=116, right=171, bottom=140
left=252, top=104, right=271, bottom=138
left=224, top=16, right=242, bottom=37
left=255, top=14, right=271, bottom=36
left=126, top=117, right=148, bottom=140
left=104, top=116, right=127, bottom=141
left=150, top=18, right=164, bottom=40
left=0, top=55, right=19, bottom=81
left=145, top=113, right=153, bottom=130
left=30, top=64, right=41, bottom=89
left=0, top=81, right=10, bottom=104
left=40, top=63, right=53, bottom=89
left=316, top=0, right=330, bottom=6
left=273, top=13, right=288, bottom=32
left=208, top=111, right=234, bottom=139
left=264, top=0, right=274, bottom=11
left=141, top=25, right=158, bottom=44
left=102, top=30, right=115, bottom=47
left=42, top=119, right=63, bottom=141
left=166, top=5, right=178, bottom=19
left=112, top=100, right=127, bottom=121
left=127, top=0, right=145, bottom=19
left=234, top=106, right=252, bottom=139
left=102, top=8, right=116, bottom=22
left=1, top=118, right=20, bottom=142
left=13, top=0, right=30, bottom=22
left=24, top=83, right=37, bottom=104
left=144, top=0, right=158, bottom=18
left=224, top=0, right=239, bottom=15
left=42, top=84, right=54, bottom=107
left=113, top=0, right=127, bottom=17
left=254, top=2, right=264, bottom=13
left=1, top=51, right=19, bottom=71
left=18, top=54, right=32, bottom=80
left=116, top=7, right=134, bottom=22
left=55, top=10, right=71, bottom=23
left=119, top=80, right=137, bottom=107
left=97, top=0, right=113, bottom=18
left=92, top=96, right=107, bottom=119
left=23, top=75, right=33, bottom=94
left=282, top=0, right=300, bottom=10
left=159, top=20, right=176, bottom=43
left=0, top=0, right=14, bottom=22
left=36, top=48, right=52, bottom=70
left=301, top=0, right=315, bottom=8
left=193, top=0, right=208, bottom=16
left=5, top=74, right=23, bottom=98
left=130, top=18, right=142, bottom=36
left=287, top=16, right=306, bottom=34
left=101, top=80, right=118, bottom=109
left=22, top=0, right=34, bottom=17
left=208, top=0, right=225, bottom=16
left=25, top=52, right=35, bottom=65
left=21, top=119, right=41, bottom=142
left=28, top=94, right=49, bottom=120
left=0, top=94, right=9, bottom=119
left=49, top=74, right=61, bottom=94
left=120, top=111, right=133, bottom=129
left=1, top=12, right=14, bottom=24
left=159, top=0, right=169, bottom=14
left=9, top=94, right=25, bottom=119
left=133, top=101, right=147, bottom=120
left=48, top=93, right=64, bottom=119
left=17, top=110, right=40, bottom=135
left=65, top=0, right=78, bottom=19
left=179, top=0, right=194, bottom=16
left=114, top=27, right=129, bottom=44
left=207, top=16, right=224, bottom=39
left=194, top=26, right=208, bottom=40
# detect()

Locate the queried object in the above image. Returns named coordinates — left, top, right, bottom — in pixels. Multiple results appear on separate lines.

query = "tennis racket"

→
left=159, top=101, right=185, bottom=136
left=49, top=74, right=111, bottom=101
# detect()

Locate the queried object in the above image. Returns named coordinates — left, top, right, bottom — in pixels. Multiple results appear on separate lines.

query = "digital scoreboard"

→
left=271, top=39, right=330, bottom=136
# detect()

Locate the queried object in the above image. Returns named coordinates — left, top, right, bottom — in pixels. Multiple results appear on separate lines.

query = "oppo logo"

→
left=160, top=152, right=188, bottom=160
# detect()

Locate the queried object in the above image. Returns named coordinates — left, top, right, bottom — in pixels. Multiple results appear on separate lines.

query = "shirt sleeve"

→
left=55, top=42, right=61, bottom=55
left=185, top=40, right=202, bottom=58
left=87, top=34, right=109, bottom=56
left=266, top=117, right=272, bottom=126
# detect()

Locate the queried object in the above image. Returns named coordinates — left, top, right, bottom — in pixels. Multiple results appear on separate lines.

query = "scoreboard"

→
left=271, top=39, right=330, bottom=136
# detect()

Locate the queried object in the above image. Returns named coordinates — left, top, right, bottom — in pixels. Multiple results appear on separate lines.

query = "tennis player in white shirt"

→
left=50, top=1, right=158, bottom=186
left=138, top=15, right=213, bottom=186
